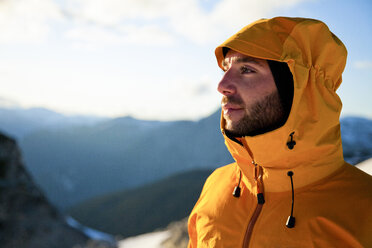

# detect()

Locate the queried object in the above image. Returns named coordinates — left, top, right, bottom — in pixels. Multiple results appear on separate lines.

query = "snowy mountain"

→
left=0, top=107, right=108, bottom=139
left=0, top=107, right=371, bottom=210
left=356, top=158, right=372, bottom=175
left=65, top=216, right=116, bottom=245
left=19, top=110, right=231, bottom=209
left=341, top=116, right=372, bottom=164
left=118, top=231, right=170, bottom=248
left=118, top=218, right=188, bottom=248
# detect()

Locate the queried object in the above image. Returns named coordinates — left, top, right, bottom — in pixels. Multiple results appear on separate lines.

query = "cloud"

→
left=190, top=76, right=217, bottom=97
left=354, top=61, right=372, bottom=70
left=65, top=23, right=174, bottom=48
left=0, top=96, right=21, bottom=108
left=0, top=0, right=307, bottom=45
left=64, top=0, right=308, bottom=44
left=0, top=0, right=62, bottom=43
left=133, top=76, right=220, bottom=120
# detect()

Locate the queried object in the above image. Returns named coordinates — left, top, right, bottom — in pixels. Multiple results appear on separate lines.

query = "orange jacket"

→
left=188, top=17, right=372, bottom=248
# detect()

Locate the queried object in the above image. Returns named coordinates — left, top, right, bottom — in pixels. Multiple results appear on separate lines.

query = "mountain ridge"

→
left=1, top=106, right=371, bottom=210
left=67, top=169, right=212, bottom=238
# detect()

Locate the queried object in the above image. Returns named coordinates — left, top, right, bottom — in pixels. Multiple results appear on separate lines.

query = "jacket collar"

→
left=222, top=123, right=344, bottom=193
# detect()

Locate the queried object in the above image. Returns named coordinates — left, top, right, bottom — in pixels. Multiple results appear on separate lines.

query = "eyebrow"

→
left=222, top=57, right=263, bottom=70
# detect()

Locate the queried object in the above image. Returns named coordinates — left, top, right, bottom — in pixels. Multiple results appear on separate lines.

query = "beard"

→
left=223, top=91, right=286, bottom=137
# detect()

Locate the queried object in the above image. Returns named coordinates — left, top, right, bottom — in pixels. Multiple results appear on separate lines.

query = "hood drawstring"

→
left=233, top=169, right=296, bottom=227
left=233, top=170, right=242, bottom=198
left=286, top=171, right=296, bottom=228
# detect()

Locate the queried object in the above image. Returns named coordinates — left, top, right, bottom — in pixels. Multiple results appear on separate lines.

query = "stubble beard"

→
left=223, top=91, right=286, bottom=137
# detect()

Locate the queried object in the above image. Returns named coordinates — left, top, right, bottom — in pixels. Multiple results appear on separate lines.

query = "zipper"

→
left=242, top=162, right=265, bottom=248
left=243, top=202, right=263, bottom=247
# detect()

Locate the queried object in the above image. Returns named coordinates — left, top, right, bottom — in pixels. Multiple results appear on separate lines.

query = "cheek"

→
left=239, top=77, right=276, bottom=104
left=255, top=75, right=277, bottom=94
left=241, top=75, right=276, bottom=91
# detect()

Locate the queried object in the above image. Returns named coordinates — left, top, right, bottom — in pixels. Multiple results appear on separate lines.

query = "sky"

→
left=0, top=0, right=371, bottom=121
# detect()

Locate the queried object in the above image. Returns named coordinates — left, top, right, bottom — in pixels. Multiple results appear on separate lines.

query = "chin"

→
left=224, top=120, right=236, bottom=132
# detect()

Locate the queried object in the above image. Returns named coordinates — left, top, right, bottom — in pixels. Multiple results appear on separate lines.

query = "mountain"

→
left=0, top=132, right=115, bottom=248
left=340, top=116, right=372, bottom=164
left=20, top=110, right=232, bottom=209
left=67, top=169, right=212, bottom=238
left=118, top=218, right=188, bottom=248
left=0, top=106, right=107, bottom=139
left=355, top=158, right=372, bottom=175
left=118, top=230, right=172, bottom=248
left=1, top=106, right=371, bottom=210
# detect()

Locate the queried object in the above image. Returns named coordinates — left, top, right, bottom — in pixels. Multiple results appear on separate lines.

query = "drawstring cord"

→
left=233, top=170, right=242, bottom=198
left=232, top=168, right=295, bottom=228
left=286, top=171, right=296, bottom=228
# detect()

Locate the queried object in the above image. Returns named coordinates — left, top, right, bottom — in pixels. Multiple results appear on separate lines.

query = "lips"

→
left=222, top=104, right=244, bottom=115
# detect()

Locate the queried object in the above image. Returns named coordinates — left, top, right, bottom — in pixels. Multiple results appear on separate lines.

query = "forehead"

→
left=222, top=50, right=267, bottom=69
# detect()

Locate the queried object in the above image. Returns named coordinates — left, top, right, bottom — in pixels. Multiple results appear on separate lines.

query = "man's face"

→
left=218, top=50, right=285, bottom=136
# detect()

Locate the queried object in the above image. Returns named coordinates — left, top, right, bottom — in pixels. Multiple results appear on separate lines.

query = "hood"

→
left=215, top=17, right=347, bottom=192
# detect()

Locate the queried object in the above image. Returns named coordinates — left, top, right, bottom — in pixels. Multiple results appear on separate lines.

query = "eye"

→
left=240, top=66, right=255, bottom=74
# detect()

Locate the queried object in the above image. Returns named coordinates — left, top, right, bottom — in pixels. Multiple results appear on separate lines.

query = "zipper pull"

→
left=253, top=161, right=265, bottom=205
left=257, top=193, right=265, bottom=204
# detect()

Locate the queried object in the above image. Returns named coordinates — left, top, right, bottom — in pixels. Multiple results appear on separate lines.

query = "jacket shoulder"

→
left=203, top=163, right=238, bottom=189
left=341, top=162, right=372, bottom=190
left=192, top=163, right=239, bottom=206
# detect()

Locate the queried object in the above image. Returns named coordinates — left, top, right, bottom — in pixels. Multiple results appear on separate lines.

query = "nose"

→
left=217, top=70, right=236, bottom=96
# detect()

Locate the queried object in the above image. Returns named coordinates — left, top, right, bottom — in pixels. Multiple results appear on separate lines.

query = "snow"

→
left=356, top=158, right=372, bottom=175
left=118, top=230, right=170, bottom=248
left=65, top=216, right=115, bottom=244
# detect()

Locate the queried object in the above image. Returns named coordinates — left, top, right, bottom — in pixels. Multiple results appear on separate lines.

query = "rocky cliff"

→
left=0, top=132, right=114, bottom=248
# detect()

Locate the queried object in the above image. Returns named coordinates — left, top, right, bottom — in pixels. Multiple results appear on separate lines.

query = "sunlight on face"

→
left=218, top=50, right=284, bottom=136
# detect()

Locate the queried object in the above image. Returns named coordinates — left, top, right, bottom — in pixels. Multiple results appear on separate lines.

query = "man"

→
left=188, top=17, right=372, bottom=247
